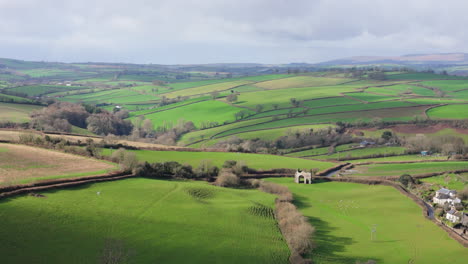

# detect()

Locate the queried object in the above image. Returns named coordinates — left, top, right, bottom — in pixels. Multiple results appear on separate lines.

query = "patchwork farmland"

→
left=1, top=59, right=468, bottom=263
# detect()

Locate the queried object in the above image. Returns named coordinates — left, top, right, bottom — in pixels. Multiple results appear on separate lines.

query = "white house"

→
left=433, top=188, right=461, bottom=205
left=446, top=207, right=462, bottom=223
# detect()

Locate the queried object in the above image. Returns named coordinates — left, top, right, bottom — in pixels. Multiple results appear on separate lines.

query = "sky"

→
left=0, top=0, right=467, bottom=64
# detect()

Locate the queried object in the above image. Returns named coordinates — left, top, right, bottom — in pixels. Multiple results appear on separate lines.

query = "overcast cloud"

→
left=0, top=0, right=467, bottom=64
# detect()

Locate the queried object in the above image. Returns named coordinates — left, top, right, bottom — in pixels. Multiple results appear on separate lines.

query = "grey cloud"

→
left=0, top=0, right=467, bottom=64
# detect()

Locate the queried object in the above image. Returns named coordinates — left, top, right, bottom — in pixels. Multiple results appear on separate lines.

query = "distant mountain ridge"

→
left=318, top=53, right=468, bottom=65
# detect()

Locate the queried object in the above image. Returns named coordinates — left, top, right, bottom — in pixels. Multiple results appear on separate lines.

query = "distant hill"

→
left=318, top=53, right=468, bottom=66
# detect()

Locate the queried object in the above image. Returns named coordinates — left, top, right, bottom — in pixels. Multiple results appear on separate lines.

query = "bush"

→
left=435, top=208, right=444, bottom=218
left=111, top=148, right=139, bottom=173
left=276, top=201, right=315, bottom=255
left=398, top=174, right=415, bottom=187
left=214, top=169, right=240, bottom=187
left=222, top=160, right=237, bottom=168
left=259, top=182, right=293, bottom=202
left=459, top=186, right=468, bottom=200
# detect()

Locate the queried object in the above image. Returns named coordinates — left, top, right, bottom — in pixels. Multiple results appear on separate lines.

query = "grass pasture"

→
left=133, top=100, right=251, bottom=129
left=427, top=104, right=468, bottom=119
left=7, top=85, right=88, bottom=97
left=101, top=149, right=335, bottom=171
left=163, top=80, right=253, bottom=98
left=253, top=76, right=354, bottom=90
left=0, top=143, right=117, bottom=186
left=0, top=178, right=289, bottom=263
left=350, top=161, right=468, bottom=177
left=0, top=102, right=42, bottom=122
left=266, top=179, right=468, bottom=264
left=420, top=173, right=468, bottom=191
left=190, top=124, right=335, bottom=148
left=420, top=80, right=468, bottom=92
left=312, top=146, right=407, bottom=161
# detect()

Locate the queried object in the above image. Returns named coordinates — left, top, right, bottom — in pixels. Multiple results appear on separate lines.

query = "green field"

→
left=420, top=80, right=468, bottom=92
left=386, top=72, right=466, bottom=80
left=190, top=124, right=336, bottom=148
left=163, top=80, right=253, bottom=98
left=312, top=146, right=407, bottom=161
left=285, top=144, right=356, bottom=158
left=266, top=179, right=468, bottom=263
left=427, top=104, right=468, bottom=119
left=132, top=100, right=251, bottom=129
left=359, top=127, right=468, bottom=144
left=351, top=161, right=468, bottom=177
left=0, top=178, right=289, bottom=263
left=7, top=85, right=88, bottom=96
left=101, top=149, right=334, bottom=171
left=420, top=173, right=468, bottom=191
left=0, top=102, right=42, bottom=122
left=349, top=154, right=448, bottom=163
left=253, top=76, right=354, bottom=90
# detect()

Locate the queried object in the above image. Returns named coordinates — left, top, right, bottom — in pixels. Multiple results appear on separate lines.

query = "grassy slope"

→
left=0, top=143, right=117, bottom=186
left=0, top=102, right=42, bottom=122
left=360, top=128, right=468, bottom=144
left=312, top=146, right=407, bottom=161
left=427, top=104, right=468, bottom=119
left=254, top=76, right=354, bottom=90
left=101, top=149, right=334, bottom=171
left=421, top=173, right=468, bottom=191
left=132, top=100, right=251, bottom=129
left=191, top=124, right=335, bottom=148
left=0, top=178, right=289, bottom=263
left=266, top=179, right=468, bottom=264
left=351, top=161, right=468, bottom=177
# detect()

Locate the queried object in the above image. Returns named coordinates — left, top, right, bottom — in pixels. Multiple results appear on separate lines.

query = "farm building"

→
left=446, top=207, right=463, bottom=223
left=360, top=140, right=375, bottom=147
left=433, top=188, right=461, bottom=206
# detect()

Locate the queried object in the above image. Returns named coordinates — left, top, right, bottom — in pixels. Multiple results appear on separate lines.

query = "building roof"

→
left=437, top=188, right=455, bottom=195
left=448, top=209, right=457, bottom=215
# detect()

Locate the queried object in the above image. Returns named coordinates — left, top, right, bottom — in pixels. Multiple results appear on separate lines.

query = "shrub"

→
left=398, top=174, right=415, bottom=187
left=435, top=208, right=444, bottom=218
left=214, top=169, right=240, bottom=187
left=276, top=201, right=315, bottom=255
left=459, top=186, right=468, bottom=200
left=259, top=182, right=293, bottom=202
left=111, top=148, right=139, bottom=173
left=222, top=160, right=237, bottom=168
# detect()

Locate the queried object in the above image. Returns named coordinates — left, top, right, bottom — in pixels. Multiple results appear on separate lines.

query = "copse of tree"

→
left=368, top=71, right=387, bottom=80
left=135, top=160, right=218, bottom=180
left=30, top=102, right=90, bottom=132
left=87, top=112, right=133, bottom=136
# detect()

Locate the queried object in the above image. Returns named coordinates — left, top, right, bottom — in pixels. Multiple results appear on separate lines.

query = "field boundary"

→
left=0, top=171, right=135, bottom=200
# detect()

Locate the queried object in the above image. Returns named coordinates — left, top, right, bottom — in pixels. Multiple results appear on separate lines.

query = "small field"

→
left=267, top=178, right=468, bottom=264
left=420, top=173, right=468, bottom=191
left=101, top=149, right=335, bottom=171
left=427, top=104, right=468, bottom=119
left=0, top=143, right=117, bottom=186
left=312, top=146, right=407, bottom=161
left=350, top=161, right=468, bottom=177
left=0, top=178, right=289, bottom=263
left=0, top=102, right=42, bottom=122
